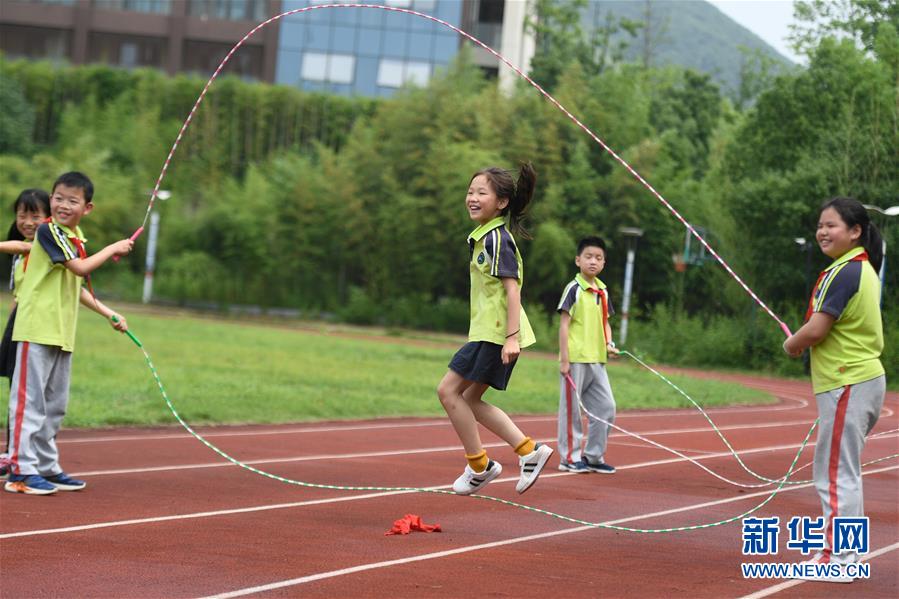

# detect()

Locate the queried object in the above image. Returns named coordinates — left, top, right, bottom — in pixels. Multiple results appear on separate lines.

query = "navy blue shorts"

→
left=448, top=341, right=518, bottom=391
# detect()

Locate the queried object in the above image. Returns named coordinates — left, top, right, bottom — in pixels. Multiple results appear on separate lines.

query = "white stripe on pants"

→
left=7, top=341, right=72, bottom=476
left=558, top=362, right=616, bottom=464
left=813, top=375, right=885, bottom=564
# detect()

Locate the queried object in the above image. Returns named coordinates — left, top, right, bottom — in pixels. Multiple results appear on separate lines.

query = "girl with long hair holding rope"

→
left=783, top=197, right=886, bottom=582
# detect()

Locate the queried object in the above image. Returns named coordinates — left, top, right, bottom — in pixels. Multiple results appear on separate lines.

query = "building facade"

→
left=274, top=0, right=534, bottom=96
left=0, top=0, right=535, bottom=95
left=0, top=0, right=282, bottom=81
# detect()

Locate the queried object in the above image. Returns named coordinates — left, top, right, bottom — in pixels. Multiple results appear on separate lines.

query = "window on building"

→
left=93, top=0, right=172, bottom=14
left=88, top=32, right=167, bottom=69
left=385, top=0, right=411, bottom=7
left=183, top=39, right=264, bottom=79
left=302, top=52, right=356, bottom=84
left=0, top=24, right=71, bottom=60
left=478, top=0, right=504, bottom=23
left=328, top=54, right=355, bottom=84
left=188, top=0, right=266, bottom=21
left=119, top=42, right=138, bottom=67
left=377, top=59, right=404, bottom=87
left=17, top=0, right=76, bottom=5
left=414, top=0, right=437, bottom=11
left=377, top=59, right=430, bottom=88
left=301, top=53, right=328, bottom=81
left=404, top=61, right=430, bottom=85
left=472, top=0, right=504, bottom=48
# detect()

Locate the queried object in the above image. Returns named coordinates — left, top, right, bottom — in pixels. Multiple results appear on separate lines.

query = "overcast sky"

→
left=707, top=0, right=803, bottom=63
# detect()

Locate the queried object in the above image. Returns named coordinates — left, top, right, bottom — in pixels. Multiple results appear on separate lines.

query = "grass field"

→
left=0, top=304, right=775, bottom=428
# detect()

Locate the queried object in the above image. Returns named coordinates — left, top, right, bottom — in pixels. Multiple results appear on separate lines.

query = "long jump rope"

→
left=109, top=4, right=897, bottom=533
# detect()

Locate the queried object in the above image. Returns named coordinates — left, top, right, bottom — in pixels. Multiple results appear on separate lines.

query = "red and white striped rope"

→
left=141, top=3, right=791, bottom=336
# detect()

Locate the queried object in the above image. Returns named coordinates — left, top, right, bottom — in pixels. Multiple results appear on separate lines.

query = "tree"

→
left=736, top=47, right=783, bottom=110
left=650, top=70, right=723, bottom=177
left=526, top=0, right=639, bottom=91
left=0, top=73, right=34, bottom=155
left=527, top=221, right=576, bottom=313
left=790, top=0, right=899, bottom=61
left=721, top=37, right=897, bottom=305
left=637, top=0, right=671, bottom=69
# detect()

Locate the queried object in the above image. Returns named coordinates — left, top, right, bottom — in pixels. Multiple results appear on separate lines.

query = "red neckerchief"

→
left=25, top=217, right=96, bottom=299
left=804, top=250, right=868, bottom=323
left=585, top=287, right=610, bottom=335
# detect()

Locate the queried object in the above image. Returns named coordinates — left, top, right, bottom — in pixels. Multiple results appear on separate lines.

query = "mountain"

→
left=587, top=0, right=795, bottom=94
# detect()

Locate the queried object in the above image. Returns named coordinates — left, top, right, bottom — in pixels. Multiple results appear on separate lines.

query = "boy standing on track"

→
left=557, top=236, right=619, bottom=474
left=4, top=172, right=133, bottom=495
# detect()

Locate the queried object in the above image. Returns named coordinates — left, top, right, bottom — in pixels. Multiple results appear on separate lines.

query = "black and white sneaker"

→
left=452, top=460, right=502, bottom=495
left=516, top=443, right=553, bottom=494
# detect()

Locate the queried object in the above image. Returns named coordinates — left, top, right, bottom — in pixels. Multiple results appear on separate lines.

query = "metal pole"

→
left=142, top=211, right=160, bottom=304
left=617, top=227, right=643, bottom=346
left=620, top=246, right=636, bottom=345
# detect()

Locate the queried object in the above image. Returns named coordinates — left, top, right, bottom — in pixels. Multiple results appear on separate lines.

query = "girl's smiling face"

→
left=466, top=174, right=508, bottom=225
left=816, top=206, right=862, bottom=259
left=16, top=205, right=47, bottom=241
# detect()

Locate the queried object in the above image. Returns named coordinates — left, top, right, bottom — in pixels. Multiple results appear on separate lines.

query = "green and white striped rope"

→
left=618, top=350, right=899, bottom=485
left=117, top=324, right=817, bottom=534
left=566, top=367, right=803, bottom=489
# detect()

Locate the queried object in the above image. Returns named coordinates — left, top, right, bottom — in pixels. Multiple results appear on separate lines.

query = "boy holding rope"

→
left=557, top=236, right=619, bottom=474
left=4, top=172, right=133, bottom=495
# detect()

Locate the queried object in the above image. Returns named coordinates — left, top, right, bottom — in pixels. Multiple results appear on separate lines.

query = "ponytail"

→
left=864, top=222, right=884, bottom=274
left=509, top=162, right=536, bottom=239
left=470, top=162, right=537, bottom=239
left=819, top=197, right=884, bottom=272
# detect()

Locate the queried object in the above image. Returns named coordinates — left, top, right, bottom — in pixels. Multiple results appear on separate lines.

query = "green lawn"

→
left=0, top=305, right=775, bottom=428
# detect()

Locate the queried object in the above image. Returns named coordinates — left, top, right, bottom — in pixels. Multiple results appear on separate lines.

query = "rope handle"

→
left=112, top=226, right=144, bottom=263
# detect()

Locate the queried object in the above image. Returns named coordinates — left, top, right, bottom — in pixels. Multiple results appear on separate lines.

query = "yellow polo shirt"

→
left=13, top=220, right=86, bottom=352
left=809, top=246, right=884, bottom=393
left=558, top=272, right=612, bottom=363
left=467, top=217, right=535, bottom=348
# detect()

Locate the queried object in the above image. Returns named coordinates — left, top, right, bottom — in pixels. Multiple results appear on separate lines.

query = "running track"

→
left=1, top=374, right=896, bottom=598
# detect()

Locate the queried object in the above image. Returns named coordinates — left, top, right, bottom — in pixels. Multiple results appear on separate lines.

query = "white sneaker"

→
left=516, top=443, right=553, bottom=494
left=791, top=554, right=854, bottom=584
left=452, top=460, right=502, bottom=495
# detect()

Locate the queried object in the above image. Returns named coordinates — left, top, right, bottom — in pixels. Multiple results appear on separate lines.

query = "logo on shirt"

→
left=477, top=252, right=486, bottom=265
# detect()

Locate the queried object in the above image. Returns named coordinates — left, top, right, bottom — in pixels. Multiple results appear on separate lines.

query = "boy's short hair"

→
left=577, top=236, right=606, bottom=255
left=52, top=171, right=94, bottom=202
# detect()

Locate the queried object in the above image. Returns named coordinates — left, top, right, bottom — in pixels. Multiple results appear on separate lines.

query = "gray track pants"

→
left=813, top=375, right=885, bottom=564
left=7, top=341, right=72, bottom=476
left=558, top=362, right=616, bottom=464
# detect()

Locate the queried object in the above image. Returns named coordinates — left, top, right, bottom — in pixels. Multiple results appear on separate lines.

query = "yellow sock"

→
left=514, top=437, right=536, bottom=457
left=466, top=450, right=489, bottom=473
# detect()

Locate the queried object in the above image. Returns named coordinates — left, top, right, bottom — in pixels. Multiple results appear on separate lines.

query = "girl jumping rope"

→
left=438, top=162, right=553, bottom=496
left=783, top=197, right=886, bottom=582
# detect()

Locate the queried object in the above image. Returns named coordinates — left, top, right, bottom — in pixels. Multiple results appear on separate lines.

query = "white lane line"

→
left=68, top=437, right=819, bottom=478
left=737, top=541, right=899, bottom=599
left=5, top=439, right=895, bottom=540
left=201, top=466, right=899, bottom=599
left=68, top=419, right=822, bottom=477
left=56, top=397, right=814, bottom=445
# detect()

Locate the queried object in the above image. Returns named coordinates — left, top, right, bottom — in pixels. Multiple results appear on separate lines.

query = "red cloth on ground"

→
left=385, top=514, right=442, bottom=536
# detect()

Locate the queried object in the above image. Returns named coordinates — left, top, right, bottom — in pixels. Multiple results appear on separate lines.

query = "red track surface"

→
left=2, top=374, right=897, bottom=598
